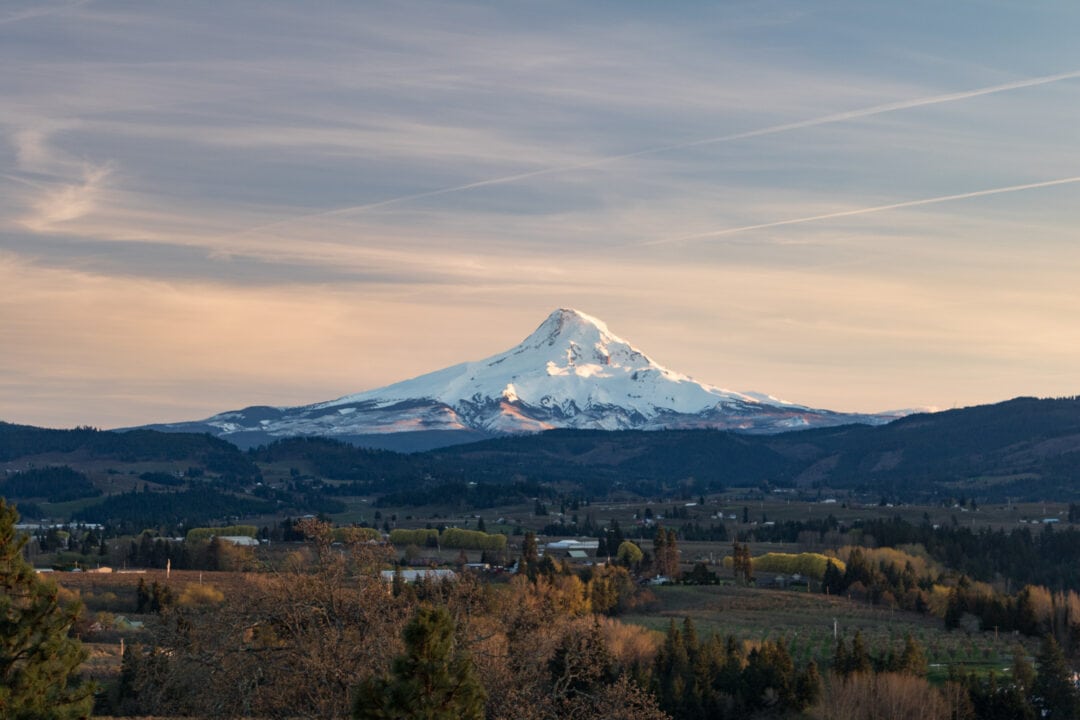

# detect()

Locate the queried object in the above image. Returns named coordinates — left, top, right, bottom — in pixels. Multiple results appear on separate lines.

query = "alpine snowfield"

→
left=142, top=309, right=893, bottom=449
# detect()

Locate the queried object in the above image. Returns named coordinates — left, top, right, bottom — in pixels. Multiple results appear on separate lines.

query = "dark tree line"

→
left=72, top=486, right=275, bottom=534
left=653, top=618, right=820, bottom=718
left=0, top=466, right=101, bottom=503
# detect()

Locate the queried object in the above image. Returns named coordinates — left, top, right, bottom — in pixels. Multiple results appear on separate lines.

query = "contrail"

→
left=649, top=175, right=1080, bottom=245
left=1, top=173, right=48, bottom=189
left=221, top=68, right=1080, bottom=239
left=0, top=0, right=90, bottom=26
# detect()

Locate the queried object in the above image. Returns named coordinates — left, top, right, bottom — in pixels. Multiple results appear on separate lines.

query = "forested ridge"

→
left=4, top=395, right=1080, bottom=530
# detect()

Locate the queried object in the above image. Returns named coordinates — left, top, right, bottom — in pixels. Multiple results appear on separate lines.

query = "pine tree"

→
left=1011, top=644, right=1036, bottom=698
left=795, top=660, right=822, bottom=710
left=0, top=499, right=95, bottom=719
left=521, top=532, right=539, bottom=580
left=849, top=631, right=872, bottom=675
left=898, top=633, right=928, bottom=676
left=1033, top=635, right=1080, bottom=719
left=822, top=560, right=844, bottom=595
left=354, top=605, right=485, bottom=720
left=654, top=528, right=680, bottom=580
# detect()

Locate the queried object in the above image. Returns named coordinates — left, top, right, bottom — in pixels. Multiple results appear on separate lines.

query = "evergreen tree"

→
left=822, top=560, right=844, bottom=595
left=548, top=619, right=616, bottom=703
left=849, top=631, right=872, bottom=675
left=655, top=528, right=680, bottom=579
left=653, top=528, right=667, bottom=575
left=596, top=535, right=609, bottom=559
left=742, top=639, right=797, bottom=710
left=731, top=542, right=754, bottom=585
left=832, top=637, right=850, bottom=676
left=1033, top=635, right=1080, bottom=719
left=898, top=633, right=928, bottom=676
left=354, top=605, right=485, bottom=720
left=795, top=660, right=822, bottom=710
left=521, top=532, right=539, bottom=580
left=654, top=620, right=691, bottom=714
left=1011, top=644, right=1036, bottom=699
left=0, top=499, right=95, bottom=719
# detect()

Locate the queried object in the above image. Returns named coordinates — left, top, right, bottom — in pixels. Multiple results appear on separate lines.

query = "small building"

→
left=380, top=568, right=457, bottom=584
left=545, top=538, right=599, bottom=552
left=217, top=535, right=260, bottom=546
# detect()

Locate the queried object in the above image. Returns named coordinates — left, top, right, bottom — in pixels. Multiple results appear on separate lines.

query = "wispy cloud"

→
left=18, top=164, right=112, bottom=232
left=4, top=1, right=1080, bottom=426
left=651, top=175, right=1080, bottom=245
left=0, top=0, right=89, bottom=26
left=216, top=68, right=1080, bottom=240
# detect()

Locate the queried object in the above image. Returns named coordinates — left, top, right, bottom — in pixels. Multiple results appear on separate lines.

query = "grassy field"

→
left=622, top=583, right=1036, bottom=682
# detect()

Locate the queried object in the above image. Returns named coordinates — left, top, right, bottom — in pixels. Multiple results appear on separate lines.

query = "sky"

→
left=3, top=0, right=1080, bottom=429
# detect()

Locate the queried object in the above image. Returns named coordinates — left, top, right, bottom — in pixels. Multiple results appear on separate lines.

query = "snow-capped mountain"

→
left=143, top=309, right=893, bottom=450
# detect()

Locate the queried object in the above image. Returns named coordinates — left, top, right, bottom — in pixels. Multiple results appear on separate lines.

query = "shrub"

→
left=186, top=525, right=258, bottom=543
left=178, top=584, right=225, bottom=608
left=389, top=528, right=439, bottom=547
left=439, top=528, right=507, bottom=551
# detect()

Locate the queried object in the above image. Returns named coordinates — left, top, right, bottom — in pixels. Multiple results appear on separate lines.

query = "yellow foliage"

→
left=179, top=583, right=226, bottom=608
left=186, top=525, right=258, bottom=542
left=723, top=551, right=846, bottom=580
left=388, top=528, right=439, bottom=546
left=1022, top=584, right=1054, bottom=625
left=332, top=526, right=382, bottom=543
left=835, top=545, right=938, bottom=579
left=927, top=585, right=952, bottom=618
left=814, top=672, right=952, bottom=719
left=595, top=616, right=661, bottom=670
left=56, top=585, right=81, bottom=608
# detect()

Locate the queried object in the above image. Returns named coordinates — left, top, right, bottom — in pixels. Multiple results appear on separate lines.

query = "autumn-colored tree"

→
left=815, top=672, right=951, bottom=720
left=126, top=519, right=407, bottom=718
left=522, top=531, right=540, bottom=580
left=354, top=605, right=485, bottom=720
left=653, top=528, right=679, bottom=579
left=731, top=541, right=754, bottom=585
left=0, top=499, right=94, bottom=719
left=896, top=633, right=927, bottom=676
left=617, top=541, right=644, bottom=569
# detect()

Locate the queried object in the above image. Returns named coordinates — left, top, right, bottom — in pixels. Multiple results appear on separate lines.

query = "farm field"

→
left=624, top=583, right=1037, bottom=682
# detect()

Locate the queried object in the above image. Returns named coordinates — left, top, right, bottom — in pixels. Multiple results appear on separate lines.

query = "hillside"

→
left=4, top=396, right=1080, bottom=529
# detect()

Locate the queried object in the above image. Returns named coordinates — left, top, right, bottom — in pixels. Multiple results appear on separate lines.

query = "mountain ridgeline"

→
left=415, top=396, right=1080, bottom=500
left=3, top=396, right=1080, bottom=529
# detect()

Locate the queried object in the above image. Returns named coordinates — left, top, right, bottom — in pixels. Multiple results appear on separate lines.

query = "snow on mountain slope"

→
left=323, top=308, right=757, bottom=417
left=144, top=308, right=890, bottom=447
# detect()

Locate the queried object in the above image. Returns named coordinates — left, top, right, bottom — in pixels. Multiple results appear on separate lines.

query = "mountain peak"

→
left=530, top=308, right=612, bottom=346
left=150, top=308, right=893, bottom=447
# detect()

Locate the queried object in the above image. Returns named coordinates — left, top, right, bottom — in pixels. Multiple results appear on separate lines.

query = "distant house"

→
left=545, top=539, right=599, bottom=552
left=217, top=535, right=260, bottom=546
left=114, top=616, right=145, bottom=630
left=380, top=568, right=457, bottom=584
left=544, top=539, right=599, bottom=563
